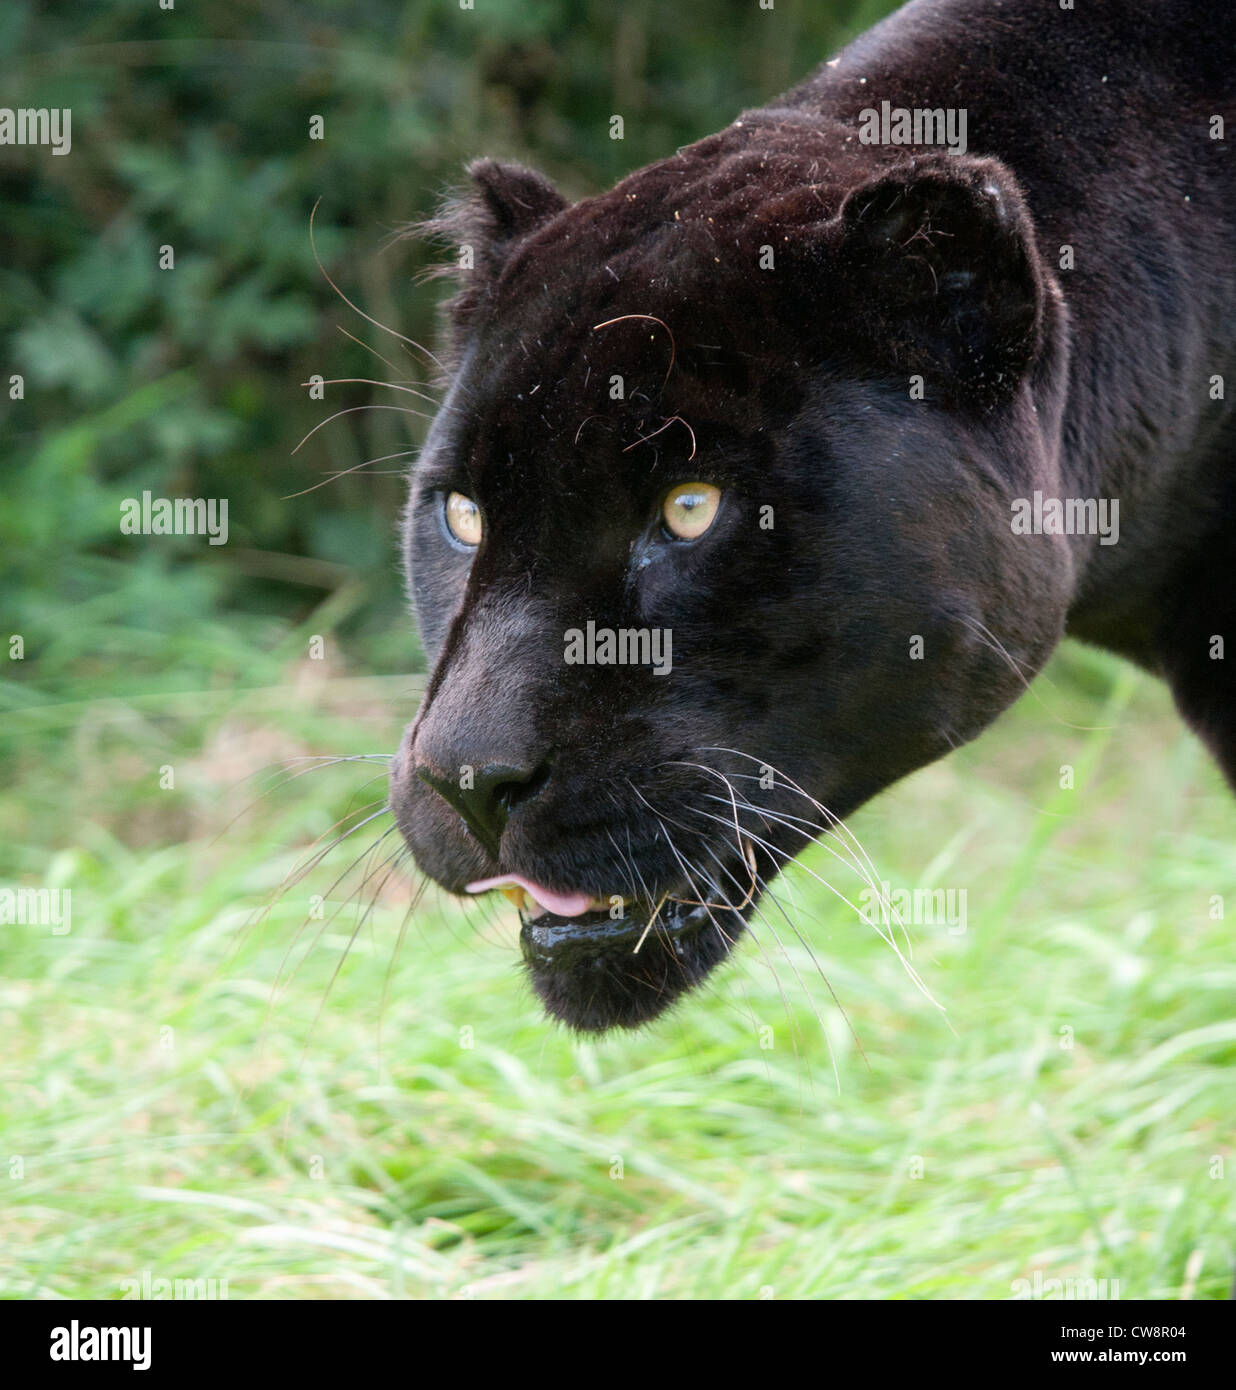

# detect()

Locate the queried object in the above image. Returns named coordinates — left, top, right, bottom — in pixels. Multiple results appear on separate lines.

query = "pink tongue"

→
left=465, top=874, right=592, bottom=918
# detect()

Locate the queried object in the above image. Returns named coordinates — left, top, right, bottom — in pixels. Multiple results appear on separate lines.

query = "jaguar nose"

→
left=416, top=760, right=545, bottom=858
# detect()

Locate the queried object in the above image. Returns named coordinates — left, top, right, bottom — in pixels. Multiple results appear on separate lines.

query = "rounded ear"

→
left=417, top=159, right=566, bottom=359
left=465, top=158, right=567, bottom=246
left=834, top=155, right=1045, bottom=407
left=428, top=158, right=565, bottom=283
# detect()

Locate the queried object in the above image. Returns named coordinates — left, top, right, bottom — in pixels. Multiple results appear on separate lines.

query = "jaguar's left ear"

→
left=831, top=155, right=1046, bottom=407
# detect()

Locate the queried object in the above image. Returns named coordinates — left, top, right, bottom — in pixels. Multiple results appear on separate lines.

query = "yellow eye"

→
left=444, top=491, right=483, bottom=547
left=661, top=482, right=721, bottom=540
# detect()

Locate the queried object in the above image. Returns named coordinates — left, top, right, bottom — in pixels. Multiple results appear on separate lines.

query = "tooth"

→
left=499, top=885, right=528, bottom=910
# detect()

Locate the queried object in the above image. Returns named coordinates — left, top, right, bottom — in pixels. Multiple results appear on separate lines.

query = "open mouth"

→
left=465, top=872, right=748, bottom=1032
left=465, top=874, right=625, bottom=921
left=466, top=872, right=707, bottom=955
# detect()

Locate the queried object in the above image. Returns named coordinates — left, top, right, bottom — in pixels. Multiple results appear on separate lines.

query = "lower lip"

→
left=519, top=900, right=713, bottom=970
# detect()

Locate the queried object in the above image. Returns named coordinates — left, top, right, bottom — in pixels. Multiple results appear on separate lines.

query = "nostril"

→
left=416, top=758, right=550, bottom=857
left=494, top=761, right=549, bottom=815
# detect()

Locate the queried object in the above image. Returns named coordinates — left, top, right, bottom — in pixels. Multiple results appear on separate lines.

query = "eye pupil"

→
left=444, top=491, right=482, bottom=546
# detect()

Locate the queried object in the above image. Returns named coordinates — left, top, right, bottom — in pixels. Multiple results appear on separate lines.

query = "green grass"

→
left=2, top=645, right=1233, bottom=1299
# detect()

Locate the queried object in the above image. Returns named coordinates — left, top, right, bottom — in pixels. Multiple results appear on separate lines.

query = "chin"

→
left=519, top=898, right=749, bottom=1032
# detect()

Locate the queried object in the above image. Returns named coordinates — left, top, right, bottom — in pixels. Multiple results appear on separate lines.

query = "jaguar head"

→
left=390, top=124, right=1071, bottom=1031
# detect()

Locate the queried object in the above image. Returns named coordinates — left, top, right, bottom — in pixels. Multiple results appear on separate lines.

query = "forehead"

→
left=423, top=160, right=812, bottom=497
left=472, top=297, right=685, bottom=432
left=473, top=174, right=787, bottom=393
left=455, top=306, right=778, bottom=497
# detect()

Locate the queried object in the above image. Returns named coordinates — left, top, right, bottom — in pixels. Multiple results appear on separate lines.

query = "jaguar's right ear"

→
left=463, top=158, right=567, bottom=253
left=419, top=160, right=566, bottom=348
